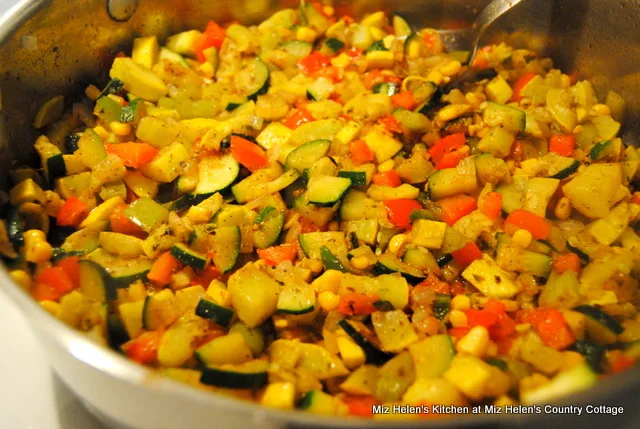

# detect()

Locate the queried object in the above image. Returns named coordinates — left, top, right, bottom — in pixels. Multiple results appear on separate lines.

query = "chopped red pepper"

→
left=515, top=308, right=575, bottom=350
left=438, top=194, right=477, bottom=225
left=105, top=142, right=158, bottom=169
left=384, top=199, right=423, bottom=229
left=342, top=395, right=380, bottom=417
left=57, top=197, right=89, bottom=227
left=504, top=209, right=551, bottom=240
left=349, top=139, right=374, bottom=165
left=549, top=134, right=576, bottom=157
left=194, top=21, right=226, bottom=63
left=230, top=135, right=269, bottom=172
left=512, top=72, right=537, bottom=102
left=284, top=108, right=315, bottom=129
left=147, top=252, right=181, bottom=287
left=122, top=331, right=161, bottom=364
left=371, top=170, right=402, bottom=187
left=448, top=327, right=471, bottom=340
left=257, top=243, right=298, bottom=266
left=428, top=133, right=466, bottom=164
left=300, top=216, right=326, bottom=233
left=56, top=256, right=81, bottom=288
left=390, top=91, right=418, bottom=110
left=337, top=292, right=378, bottom=315
left=478, top=191, right=503, bottom=221
left=631, top=194, right=640, bottom=205
left=553, top=253, right=581, bottom=274
left=33, top=266, right=75, bottom=301
left=417, top=273, right=450, bottom=294
left=451, top=241, right=483, bottom=267
left=297, top=51, right=331, bottom=76
left=610, top=354, right=636, bottom=374
left=110, top=205, right=144, bottom=236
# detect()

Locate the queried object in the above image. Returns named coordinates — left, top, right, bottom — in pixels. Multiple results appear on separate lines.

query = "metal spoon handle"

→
left=468, top=0, right=529, bottom=63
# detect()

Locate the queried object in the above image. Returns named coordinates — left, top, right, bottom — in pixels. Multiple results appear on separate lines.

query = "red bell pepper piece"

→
left=428, top=133, right=466, bottom=164
left=122, top=331, right=162, bottom=364
left=391, top=91, right=418, bottom=110
left=33, top=266, right=75, bottom=301
left=257, top=243, right=298, bottom=266
left=553, top=253, right=581, bottom=274
left=515, top=308, right=575, bottom=350
left=105, top=142, right=158, bottom=169
left=478, top=191, right=503, bottom=220
left=56, top=256, right=81, bottom=288
left=337, top=293, right=378, bottom=315
left=57, top=197, right=89, bottom=227
left=284, top=108, right=315, bottom=129
left=194, top=21, right=226, bottom=63
left=504, top=209, right=551, bottom=240
left=371, top=170, right=402, bottom=188
left=549, top=134, right=576, bottom=157
left=512, top=72, right=537, bottom=102
left=438, top=194, right=477, bottom=226
left=147, top=252, right=181, bottom=287
left=417, top=273, right=450, bottom=294
left=384, top=199, right=423, bottom=229
left=297, top=51, right=331, bottom=75
left=349, top=139, right=374, bottom=165
left=451, top=241, right=483, bottom=267
left=230, top=135, right=269, bottom=172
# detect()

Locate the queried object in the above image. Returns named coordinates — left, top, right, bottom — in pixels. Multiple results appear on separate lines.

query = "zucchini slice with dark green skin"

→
left=440, top=116, right=473, bottom=135
left=193, top=154, right=240, bottom=197
left=372, top=253, right=425, bottom=284
left=107, top=313, right=130, bottom=350
left=337, top=171, right=367, bottom=186
left=195, top=297, right=235, bottom=327
left=588, top=140, right=613, bottom=160
left=199, top=362, right=269, bottom=389
left=99, top=78, right=124, bottom=98
left=281, top=40, right=313, bottom=58
left=320, top=246, right=349, bottom=272
left=571, top=339, right=604, bottom=372
left=79, top=259, right=114, bottom=302
left=120, top=98, right=144, bottom=124
left=65, top=134, right=81, bottom=153
left=307, top=175, right=351, bottom=205
left=35, top=138, right=66, bottom=186
left=372, top=82, right=399, bottom=96
left=433, top=293, right=451, bottom=321
left=367, top=39, right=388, bottom=52
left=237, top=58, right=270, bottom=101
left=277, top=285, right=315, bottom=315
left=437, top=253, right=453, bottom=267
left=324, top=38, right=345, bottom=53
left=550, top=159, right=580, bottom=180
left=211, top=226, right=241, bottom=273
left=6, top=207, right=24, bottom=247
left=171, top=243, right=208, bottom=270
left=574, top=305, right=624, bottom=343
left=253, top=210, right=285, bottom=249
left=284, top=139, right=332, bottom=173
left=338, top=319, right=393, bottom=365
left=485, top=357, right=508, bottom=371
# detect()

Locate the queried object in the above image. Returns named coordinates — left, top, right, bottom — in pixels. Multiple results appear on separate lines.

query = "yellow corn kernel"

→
left=109, top=121, right=132, bottom=136
left=40, top=300, right=61, bottom=317
left=449, top=309, right=468, bottom=328
left=436, top=104, right=471, bottom=122
left=24, top=229, right=53, bottom=263
left=296, top=26, right=318, bottom=43
left=85, top=84, right=101, bottom=100
left=425, top=69, right=445, bottom=86
left=350, top=256, right=370, bottom=270
left=330, top=52, right=351, bottom=68
left=456, top=325, right=490, bottom=357
left=186, top=206, right=212, bottom=224
left=323, top=6, right=335, bottom=17
left=554, top=197, right=572, bottom=220
left=93, top=125, right=109, bottom=141
left=318, top=291, right=340, bottom=312
left=377, top=159, right=395, bottom=173
left=451, top=294, right=471, bottom=311
left=311, top=269, right=343, bottom=293
left=388, top=234, right=408, bottom=256
left=512, top=229, right=533, bottom=248
left=591, top=103, right=611, bottom=116
left=10, top=269, right=32, bottom=291
left=440, top=60, right=462, bottom=77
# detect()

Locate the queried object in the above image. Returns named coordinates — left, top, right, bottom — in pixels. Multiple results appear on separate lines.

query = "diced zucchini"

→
left=474, top=153, right=509, bottom=185
left=194, top=154, right=240, bottom=196
left=166, top=30, right=202, bottom=56
left=136, top=116, right=181, bottom=148
left=282, top=40, right=313, bottom=58
left=367, top=183, right=420, bottom=201
left=307, top=175, right=351, bottom=205
left=236, top=58, right=270, bottom=100
left=477, top=127, right=515, bottom=158
left=375, top=351, right=415, bottom=402
left=200, top=360, right=269, bottom=389
left=125, top=197, right=169, bottom=232
left=299, top=231, right=348, bottom=263
left=411, top=219, right=447, bottom=249
left=143, top=289, right=178, bottom=330
left=337, top=171, right=367, bottom=186
left=372, top=310, right=419, bottom=352
left=298, top=390, right=341, bottom=415
left=211, top=226, right=241, bottom=272
left=538, top=270, right=581, bottom=309
left=171, top=243, right=208, bottom=270
left=586, top=202, right=629, bottom=245
left=284, top=139, right=331, bottom=172
left=523, top=177, right=559, bottom=217
left=35, top=136, right=66, bottom=185
left=574, top=305, right=623, bottom=345
left=485, top=75, right=513, bottom=104
left=408, top=334, right=455, bottom=379
left=119, top=300, right=145, bottom=339
left=99, top=232, right=144, bottom=259
left=195, top=333, right=253, bottom=366
left=79, top=259, right=112, bottom=302
left=427, top=157, right=478, bottom=200
left=306, top=77, right=334, bottom=101
left=77, top=129, right=106, bottom=168
left=277, top=284, right=316, bottom=315
left=139, top=141, right=189, bottom=183
left=33, top=95, right=65, bottom=129
left=372, top=253, right=425, bottom=284
left=520, top=364, right=596, bottom=404
left=338, top=319, right=393, bottom=365
left=483, top=101, right=525, bottom=133
left=546, top=88, right=576, bottom=133
left=157, top=315, right=208, bottom=367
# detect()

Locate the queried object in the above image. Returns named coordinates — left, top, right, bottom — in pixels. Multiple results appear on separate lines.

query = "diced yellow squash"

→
left=157, top=314, right=208, bottom=367
left=227, top=263, right=279, bottom=327
left=336, top=334, right=366, bottom=369
left=124, top=170, right=158, bottom=198
left=109, top=57, right=168, bottom=101
left=80, top=196, right=124, bottom=228
left=371, top=310, right=419, bottom=352
left=132, top=36, right=159, bottom=69
left=99, top=231, right=144, bottom=258
left=256, top=122, right=293, bottom=151
left=195, top=332, right=253, bottom=366
left=340, top=365, right=378, bottom=396
left=562, top=163, right=624, bottom=218
left=462, top=254, right=521, bottom=299
left=587, top=201, right=629, bottom=245
left=260, top=382, right=296, bottom=409
left=118, top=300, right=145, bottom=339
left=411, top=219, right=447, bottom=249
left=10, top=178, right=45, bottom=206
left=166, top=30, right=202, bottom=56
left=136, top=116, right=181, bottom=148
left=485, top=75, right=514, bottom=104
left=402, top=378, right=466, bottom=406
left=443, top=355, right=494, bottom=401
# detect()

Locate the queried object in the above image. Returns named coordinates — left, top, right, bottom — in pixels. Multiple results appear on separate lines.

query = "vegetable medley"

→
left=4, top=1, right=640, bottom=419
